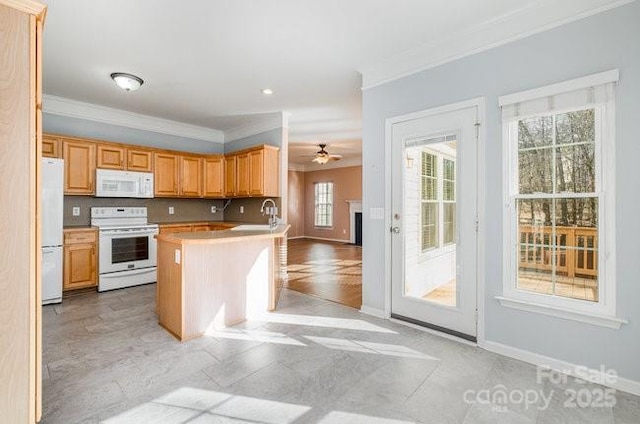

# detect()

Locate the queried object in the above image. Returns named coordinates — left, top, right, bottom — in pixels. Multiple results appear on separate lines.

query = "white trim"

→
left=301, top=236, right=351, bottom=244
left=361, top=1, right=633, bottom=90
left=475, top=101, right=487, bottom=346
left=43, top=95, right=224, bottom=143
left=501, top=86, right=617, bottom=319
left=496, top=296, right=627, bottom=329
left=224, top=112, right=286, bottom=143
left=479, top=340, right=640, bottom=396
left=286, top=236, right=305, bottom=240
left=346, top=200, right=363, bottom=244
left=383, top=97, right=486, bottom=328
left=359, top=305, right=387, bottom=319
left=498, top=70, right=619, bottom=106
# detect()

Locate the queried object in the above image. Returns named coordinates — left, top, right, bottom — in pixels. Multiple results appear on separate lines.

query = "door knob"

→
left=391, top=226, right=400, bottom=234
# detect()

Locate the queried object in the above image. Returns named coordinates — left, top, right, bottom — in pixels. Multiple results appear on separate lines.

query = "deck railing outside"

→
left=519, top=225, right=597, bottom=278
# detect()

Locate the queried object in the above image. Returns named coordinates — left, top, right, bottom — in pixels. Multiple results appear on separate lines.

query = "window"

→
left=421, top=149, right=456, bottom=252
left=500, top=71, right=619, bottom=323
left=314, top=182, right=333, bottom=227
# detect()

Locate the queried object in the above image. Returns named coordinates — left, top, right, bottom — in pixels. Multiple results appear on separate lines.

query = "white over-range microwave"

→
left=96, top=169, right=154, bottom=198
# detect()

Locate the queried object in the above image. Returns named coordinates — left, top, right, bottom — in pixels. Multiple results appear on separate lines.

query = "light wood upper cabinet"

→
left=42, top=135, right=61, bottom=158
left=180, top=155, right=203, bottom=197
left=96, top=144, right=125, bottom=170
left=236, top=152, right=250, bottom=197
left=63, top=139, right=96, bottom=195
left=97, top=144, right=153, bottom=172
left=232, top=145, right=280, bottom=197
left=224, top=154, right=237, bottom=197
left=204, top=155, right=224, bottom=198
left=127, top=148, right=153, bottom=172
left=257, top=145, right=280, bottom=197
left=154, top=152, right=180, bottom=197
left=63, top=228, right=98, bottom=291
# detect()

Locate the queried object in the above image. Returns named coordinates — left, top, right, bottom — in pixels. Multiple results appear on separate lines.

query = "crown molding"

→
left=287, top=163, right=306, bottom=172
left=361, top=0, right=636, bottom=90
left=224, top=112, right=287, bottom=143
left=289, top=157, right=362, bottom=173
left=43, top=95, right=225, bottom=144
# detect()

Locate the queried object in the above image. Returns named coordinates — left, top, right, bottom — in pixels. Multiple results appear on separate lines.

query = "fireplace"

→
left=346, top=200, right=362, bottom=245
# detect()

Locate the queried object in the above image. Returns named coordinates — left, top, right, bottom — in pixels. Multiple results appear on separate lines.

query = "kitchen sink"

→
left=229, top=224, right=274, bottom=231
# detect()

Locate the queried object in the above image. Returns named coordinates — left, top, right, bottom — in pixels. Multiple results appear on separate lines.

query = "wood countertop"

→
left=156, top=224, right=289, bottom=245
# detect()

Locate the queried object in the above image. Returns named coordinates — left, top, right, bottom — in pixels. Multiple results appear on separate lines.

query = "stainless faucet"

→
left=260, top=198, right=279, bottom=228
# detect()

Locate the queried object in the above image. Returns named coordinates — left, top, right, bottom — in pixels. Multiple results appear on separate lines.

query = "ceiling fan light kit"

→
left=311, top=143, right=342, bottom=164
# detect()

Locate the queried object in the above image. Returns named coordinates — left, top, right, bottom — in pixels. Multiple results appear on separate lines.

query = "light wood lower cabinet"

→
left=63, top=228, right=98, bottom=291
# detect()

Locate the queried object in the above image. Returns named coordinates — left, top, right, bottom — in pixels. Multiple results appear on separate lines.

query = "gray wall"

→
left=362, top=2, right=640, bottom=381
left=224, top=128, right=286, bottom=224
left=44, top=113, right=224, bottom=154
left=224, top=128, right=283, bottom=153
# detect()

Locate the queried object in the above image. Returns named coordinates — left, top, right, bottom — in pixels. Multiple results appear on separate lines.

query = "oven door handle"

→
left=101, top=268, right=156, bottom=278
left=100, top=231, right=158, bottom=237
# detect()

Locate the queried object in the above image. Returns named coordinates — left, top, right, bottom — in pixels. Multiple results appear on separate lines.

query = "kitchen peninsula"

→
left=156, top=225, right=289, bottom=341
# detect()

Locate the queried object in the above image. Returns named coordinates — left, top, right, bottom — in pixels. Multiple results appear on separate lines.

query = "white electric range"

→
left=91, top=207, right=159, bottom=292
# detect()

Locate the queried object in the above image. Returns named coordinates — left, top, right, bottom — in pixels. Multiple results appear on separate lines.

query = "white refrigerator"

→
left=42, top=158, right=64, bottom=305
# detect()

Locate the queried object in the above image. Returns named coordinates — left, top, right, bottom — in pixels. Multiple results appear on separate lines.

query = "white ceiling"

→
left=41, top=0, right=630, bottom=164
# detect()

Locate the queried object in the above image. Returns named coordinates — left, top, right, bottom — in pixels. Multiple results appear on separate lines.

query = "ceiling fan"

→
left=311, top=144, right=342, bottom=164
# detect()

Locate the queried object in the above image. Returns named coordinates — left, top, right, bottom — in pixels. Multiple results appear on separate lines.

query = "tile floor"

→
left=42, top=284, right=639, bottom=424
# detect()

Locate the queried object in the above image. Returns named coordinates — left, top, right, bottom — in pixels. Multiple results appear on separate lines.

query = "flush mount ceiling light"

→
left=261, top=88, right=274, bottom=95
left=110, top=72, right=144, bottom=92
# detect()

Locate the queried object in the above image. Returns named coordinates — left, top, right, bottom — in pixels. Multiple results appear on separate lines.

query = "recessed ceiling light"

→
left=110, top=72, right=144, bottom=92
left=261, top=88, right=274, bottom=95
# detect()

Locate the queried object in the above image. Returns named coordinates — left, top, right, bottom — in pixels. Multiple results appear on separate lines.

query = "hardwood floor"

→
left=286, top=238, right=362, bottom=309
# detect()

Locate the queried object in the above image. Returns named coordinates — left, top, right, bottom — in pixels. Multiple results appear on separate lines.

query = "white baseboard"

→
left=286, top=236, right=304, bottom=240
left=359, top=305, right=387, bottom=319
left=480, top=340, right=640, bottom=396
left=301, top=236, right=351, bottom=243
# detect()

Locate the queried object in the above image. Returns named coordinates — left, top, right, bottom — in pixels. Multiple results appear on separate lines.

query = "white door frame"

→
left=383, top=97, right=487, bottom=344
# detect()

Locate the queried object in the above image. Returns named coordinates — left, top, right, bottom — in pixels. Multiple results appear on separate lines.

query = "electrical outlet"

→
left=168, top=206, right=174, bottom=215
left=211, top=206, right=217, bottom=213
left=240, top=206, right=244, bottom=214
left=72, top=207, right=80, bottom=216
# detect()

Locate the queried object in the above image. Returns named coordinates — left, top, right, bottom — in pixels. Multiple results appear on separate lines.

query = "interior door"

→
left=391, top=105, right=478, bottom=340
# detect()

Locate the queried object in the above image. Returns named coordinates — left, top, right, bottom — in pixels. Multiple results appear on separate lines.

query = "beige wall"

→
left=303, top=166, right=362, bottom=242
left=287, top=171, right=305, bottom=238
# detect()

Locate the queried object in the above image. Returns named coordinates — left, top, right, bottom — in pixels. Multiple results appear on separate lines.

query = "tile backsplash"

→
left=63, top=196, right=281, bottom=226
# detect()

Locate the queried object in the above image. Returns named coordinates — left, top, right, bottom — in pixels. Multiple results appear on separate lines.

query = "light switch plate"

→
left=240, top=206, right=244, bottom=214
left=169, top=206, right=174, bottom=215
left=72, top=207, right=80, bottom=216
left=174, top=249, right=181, bottom=264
